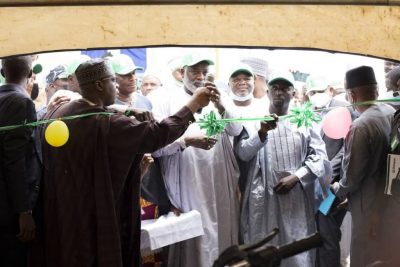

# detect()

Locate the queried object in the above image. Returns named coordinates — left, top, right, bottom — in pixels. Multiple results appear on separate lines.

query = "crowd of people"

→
left=1, top=51, right=400, bottom=267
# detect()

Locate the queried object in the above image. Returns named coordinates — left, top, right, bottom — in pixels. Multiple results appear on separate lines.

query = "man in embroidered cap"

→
left=151, top=52, right=242, bottom=267
left=33, top=58, right=216, bottom=267
left=240, top=57, right=269, bottom=100
left=236, top=70, right=330, bottom=267
left=331, top=66, right=395, bottom=267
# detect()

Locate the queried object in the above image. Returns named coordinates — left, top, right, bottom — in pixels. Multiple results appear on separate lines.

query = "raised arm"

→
left=234, top=115, right=278, bottom=162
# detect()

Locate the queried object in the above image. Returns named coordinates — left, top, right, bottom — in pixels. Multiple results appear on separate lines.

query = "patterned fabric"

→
left=140, top=198, right=162, bottom=266
left=236, top=120, right=331, bottom=267
left=75, top=59, right=113, bottom=85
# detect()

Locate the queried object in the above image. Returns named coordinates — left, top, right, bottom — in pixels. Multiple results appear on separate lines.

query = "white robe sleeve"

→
left=220, top=93, right=243, bottom=137
left=234, top=125, right=267, bottom=162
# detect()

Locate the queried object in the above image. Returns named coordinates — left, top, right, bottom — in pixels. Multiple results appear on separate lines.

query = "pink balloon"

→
left=322, top=107, right=352, bottom=139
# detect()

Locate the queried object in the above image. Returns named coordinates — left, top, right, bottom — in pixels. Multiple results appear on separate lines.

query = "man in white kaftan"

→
left=227, top=63, right=269, bottom=195
left=151, top=53, right=242, bottom=267
left=235, top=71, right=331, bottom=267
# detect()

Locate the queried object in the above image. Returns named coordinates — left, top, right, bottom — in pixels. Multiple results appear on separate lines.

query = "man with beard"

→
left=111, top=54, right=152, bottom=110
left=33, top=58, right=215, bottom=267
left=151, top=53, right=242, bottom=267
left=236, top=71, right=331, bottom=267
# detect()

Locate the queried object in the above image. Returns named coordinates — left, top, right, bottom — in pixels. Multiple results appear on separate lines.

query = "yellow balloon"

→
left=45, top=120, right=69, bottom=147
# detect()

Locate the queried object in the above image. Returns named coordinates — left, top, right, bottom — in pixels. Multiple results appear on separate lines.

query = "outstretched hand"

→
left=205, top=82, right=225, bottom=115
left=48, top=95, right=71, bottom=111
left=184, top=134, right=218, bottom=150
left=258, top=114, right=279, bottom=141
left=140, top=154, right=154, bottom=178
left=187, top=87, right=215, bottom=113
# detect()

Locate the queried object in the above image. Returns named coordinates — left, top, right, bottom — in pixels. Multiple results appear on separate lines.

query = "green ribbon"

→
left=289, top=101, right=322, bottom=128
left=197, top=101, right=320, bottom=137
left=0, top=112, right=113, bottom=132
left=197, top=98, right=400, bottom=137
left=1, top=97, right=400, bottom=136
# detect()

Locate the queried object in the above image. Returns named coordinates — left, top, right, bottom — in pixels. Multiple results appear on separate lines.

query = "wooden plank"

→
left=0, top=0, right=392, bottom=7
left=0, top=5, right=399, bottom=60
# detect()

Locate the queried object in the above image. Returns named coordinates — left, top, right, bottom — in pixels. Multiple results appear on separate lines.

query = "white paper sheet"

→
left=385, top=154, right=400, bottom=195
left=140, top=210, right=204, bottom=253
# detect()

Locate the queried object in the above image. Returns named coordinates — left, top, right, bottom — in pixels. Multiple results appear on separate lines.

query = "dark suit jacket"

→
left=0, top=84, right=40, bottom=227
left=320, top=98, right=356, bottom=182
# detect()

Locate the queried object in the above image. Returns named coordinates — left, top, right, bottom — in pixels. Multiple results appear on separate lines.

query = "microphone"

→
left=197, top=73, right=215, bottom=114
left=205, top=73, right=215, bottom=84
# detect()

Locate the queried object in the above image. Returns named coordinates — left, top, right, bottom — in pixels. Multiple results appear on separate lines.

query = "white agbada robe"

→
left=235, top=120, right=331, bottom=267
left=232, top=97, right=269, bottom=196
left=151, top=87, right=242, bottom=267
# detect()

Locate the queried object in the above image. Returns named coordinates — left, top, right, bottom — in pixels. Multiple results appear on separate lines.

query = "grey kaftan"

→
left=335, top=104, right=394, bottom=267
left=235, top=120, right=331, bottom=267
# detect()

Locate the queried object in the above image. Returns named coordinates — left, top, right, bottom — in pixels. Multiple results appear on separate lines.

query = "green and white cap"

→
left=268, top=70, right=295, bottom=87
left=229, top=63, right=254, bottom=78
left=110, top=54, right=143, bottom=75
left=66, top=54, right=91, bottom=76
left=181, top=53, right=214, bottom=68
left=305, top=75, right=328, bottom=94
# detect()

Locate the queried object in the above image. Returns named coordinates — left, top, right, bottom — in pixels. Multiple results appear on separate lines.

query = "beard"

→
left=183, top=75, right=204, bottom=94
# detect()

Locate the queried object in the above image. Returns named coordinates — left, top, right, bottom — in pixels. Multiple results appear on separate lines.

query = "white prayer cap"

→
left=240, top=57, right=269, bottom=78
